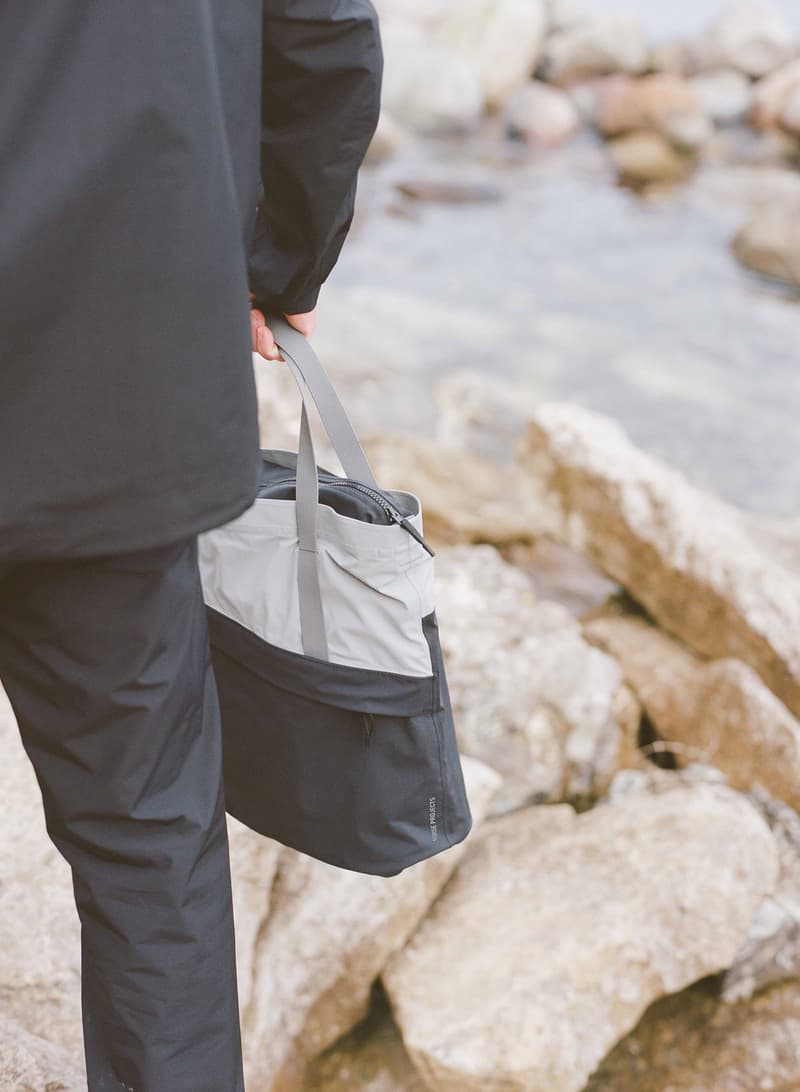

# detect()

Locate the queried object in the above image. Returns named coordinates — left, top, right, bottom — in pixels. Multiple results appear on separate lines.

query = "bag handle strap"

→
left=265, top=313, right=379, bottom=489
left=263, top=314, right=380, bottom=661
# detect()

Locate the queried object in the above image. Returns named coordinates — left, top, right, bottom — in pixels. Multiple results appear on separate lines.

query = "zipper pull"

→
left=388, top=511, right=435, bottom=557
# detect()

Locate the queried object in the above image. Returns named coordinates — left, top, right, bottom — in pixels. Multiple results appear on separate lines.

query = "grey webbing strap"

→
left=266, top=314, right=379, bottom=488
left=264, top=315, right=383, bottom=661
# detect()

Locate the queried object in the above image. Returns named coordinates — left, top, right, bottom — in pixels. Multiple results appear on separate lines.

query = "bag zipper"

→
left=264, top=474, right=435, bottom=556
left=332, top=478, right=435, bottom=557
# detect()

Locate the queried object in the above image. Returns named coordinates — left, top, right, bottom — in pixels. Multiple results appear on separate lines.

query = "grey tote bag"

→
left=198, top=316, right=472, bottom=876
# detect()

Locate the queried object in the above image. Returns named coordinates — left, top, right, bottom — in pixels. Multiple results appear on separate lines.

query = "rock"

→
left=585, top=977, right=800, bottom=1092
left=594, top=74, right=705, bottom=140
left=721, top=787, right=800, bottom=1001
left=434, top=544, right=631, bottom=812
left=0, top=1014, right=84, bottom=1092
left=393, top=179, right=502, bottom=203
left=607, top=131, right=696, bottom=186
left=649, top=39, right=696, bottom=78
left=227, top=818, right=282, bottom=1015
left=504, top=80, right=581, bottom=145
left=383, top=784, right=778, bottom=1092
left=752, top=58, right=800, bottom=129
left=0, top=689, right=83, bottom=1071
left=733, top=197, right=800, bottom=289
left=690, top=68, right=753, bottom=125
left=365, top=111, right=412, bottom=165
left=584, top=615, right=800, bottom=811
left=543, top=13, right=648, bottom=86
left=303, top=986, right=427, bottom=1092
left=780, top=84, right=800, bottom=134
left=433, top=369, right=541, bottom=464
left=241, top=757, right=501, bottom=1092
left=435, top=0, right=547, bottom=110
left=501, top=538, right=621, bottom=618
left=698, top=0, right=793, bottom=79
left=361, top=432, right=545, bottom=546
left=517, top=403, right=800, bottom=720
left=379, top=20, right=484, bottom=134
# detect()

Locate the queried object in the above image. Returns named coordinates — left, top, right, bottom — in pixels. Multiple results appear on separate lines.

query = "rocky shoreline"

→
left=4, top=359, right=800, bottom=1089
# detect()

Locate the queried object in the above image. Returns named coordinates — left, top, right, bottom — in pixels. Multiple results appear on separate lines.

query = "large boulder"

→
left=241, top=757, right=500, bottom=1091
left=517, top=403, right=800, bottom=720
left=697, top=0, right=794, bottom=79
left=584, top=614, right=800, bottom=811
left=543, top=12, right=648, bottom=86
left=732, top=197, right=800, bottom=290
left=585, top=977, right=800, bottom=1091
left=0, top=1015, right=84, bottom=1092
left=434, top=544, right=635, bottom=813
left=382, top=784, right=778, bottom=1092
left=434, top=0, right=547, bottom=109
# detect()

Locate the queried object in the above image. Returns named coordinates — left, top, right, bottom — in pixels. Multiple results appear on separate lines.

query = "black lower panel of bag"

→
left=206, top=608, right=472, bottom=876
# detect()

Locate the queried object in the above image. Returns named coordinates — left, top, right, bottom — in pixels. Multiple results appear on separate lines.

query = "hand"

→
left=249, top=293, right=318, bottom=360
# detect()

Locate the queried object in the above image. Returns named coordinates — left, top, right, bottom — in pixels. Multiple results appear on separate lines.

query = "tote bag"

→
left=198, top=316, right=472, bottom=876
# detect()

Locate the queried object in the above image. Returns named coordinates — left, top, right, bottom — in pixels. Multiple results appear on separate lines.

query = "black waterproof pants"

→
left=0, top=537, right=245, bottom=1092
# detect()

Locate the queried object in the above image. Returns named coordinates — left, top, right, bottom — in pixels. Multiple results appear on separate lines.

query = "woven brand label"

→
left=428, top=795, right=439, bottom=842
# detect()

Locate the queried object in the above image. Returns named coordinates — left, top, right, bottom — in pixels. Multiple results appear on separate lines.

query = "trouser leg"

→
left=0, top=538, right=245, bottom=1092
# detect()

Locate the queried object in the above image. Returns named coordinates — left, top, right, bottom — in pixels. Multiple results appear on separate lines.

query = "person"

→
left=0, top=2, right=383, bottom=1089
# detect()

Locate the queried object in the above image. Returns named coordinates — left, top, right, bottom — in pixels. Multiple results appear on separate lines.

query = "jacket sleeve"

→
left=247, top=0, right=383, bottom=315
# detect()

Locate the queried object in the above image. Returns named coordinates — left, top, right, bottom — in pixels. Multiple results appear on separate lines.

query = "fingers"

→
left=284, top=307, right=318, bottom=339
left=250, top=306, right=283, bottom=361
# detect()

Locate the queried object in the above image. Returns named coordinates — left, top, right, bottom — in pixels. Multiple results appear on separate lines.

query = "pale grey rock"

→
left=365, top=111, right=413, bottom=165
left=733, top=196, right=800, bottom=289
left=0, top=1014, right=84, bottom=1092
left=434, top=544, right=629, bottom=812
left=698, top=0, right=793, bottom=79
left=434, top=0, right=547, bottom=109
left=543, top=12, right=648, bottom=86
left=379, top=20, right=484, bottom=133
left=241, top=757, right=501, bottom=1092
left=584, top=614, right=800, bottom=811
left=504, top=80, right=581, bottom=145
left=383, top=784, right=778, bottom=1092
left=433, top=369, right=541, bottom=464
left=517, top=403, right=800, bottom=720
left=690, top=68, right=753, bottom=125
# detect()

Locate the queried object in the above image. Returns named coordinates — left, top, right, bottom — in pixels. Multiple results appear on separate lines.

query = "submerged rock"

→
left=383, top=784, right=778, bottom=1092
left=607, top=130, right=696, bottom=186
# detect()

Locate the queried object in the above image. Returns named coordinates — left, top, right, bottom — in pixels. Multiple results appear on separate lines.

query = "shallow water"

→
left=315, top=135, right=799, bottom=520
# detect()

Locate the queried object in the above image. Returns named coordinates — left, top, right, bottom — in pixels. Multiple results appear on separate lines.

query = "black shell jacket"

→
left=0, top=1, right=383, bottom=561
